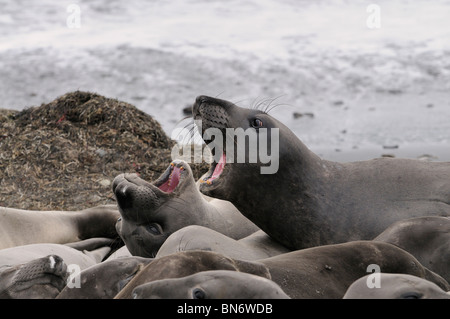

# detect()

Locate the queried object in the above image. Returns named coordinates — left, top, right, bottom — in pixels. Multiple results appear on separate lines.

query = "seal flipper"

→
left=65, top=237, right=116, bottom=251
left=82, top=247, right=112, bottom=264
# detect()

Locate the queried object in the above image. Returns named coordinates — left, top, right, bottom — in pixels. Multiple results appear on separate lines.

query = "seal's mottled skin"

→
left=0, top=255, right=68, bottom=299
left=193, top=96, right=450, bottom=250
left=344, top=273, right=450, bottom=299
left=113, top=160, right=259, bottom=257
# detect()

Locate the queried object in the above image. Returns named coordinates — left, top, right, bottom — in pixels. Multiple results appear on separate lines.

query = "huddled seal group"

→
left=1, top=95, right=449, bottom=299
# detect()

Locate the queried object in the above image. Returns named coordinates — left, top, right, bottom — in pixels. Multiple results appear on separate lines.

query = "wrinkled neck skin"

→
left=204, top=123, right=336, bottom=250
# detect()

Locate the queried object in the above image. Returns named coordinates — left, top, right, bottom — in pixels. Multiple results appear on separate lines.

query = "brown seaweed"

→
left=0, top=91, right=208, bottom=210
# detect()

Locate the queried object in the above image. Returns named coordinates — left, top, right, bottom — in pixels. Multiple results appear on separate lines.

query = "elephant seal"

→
left=114, top=250, right=271, bottom=299
left=0, top=205, right=120, bottom=250
left=343, top=273, right=450, bottom=299
left=116, top=241, right=449, bottom=299
left=192, top=95, right=450, bottom=250
left=112, top=159, right=259, bottom=257
left=56, top=256, right=152, bottom=299
left=131, top=270, right=290, bottom=299
left=374, top=216, right=450, bottom=283
left=156, top=225, right=289, bottom=260
left=0, top=255, right=68, bottom=299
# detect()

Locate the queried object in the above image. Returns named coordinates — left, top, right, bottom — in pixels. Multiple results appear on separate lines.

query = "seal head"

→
left=113, top=160, right=203, bottom=257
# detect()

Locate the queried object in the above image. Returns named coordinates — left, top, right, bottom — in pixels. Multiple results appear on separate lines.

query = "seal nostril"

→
left=115, top=184, right=133, bottom=210
left=196, top=95, right=209, bottom=106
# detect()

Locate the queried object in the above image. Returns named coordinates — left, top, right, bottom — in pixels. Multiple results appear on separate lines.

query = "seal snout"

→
left=113, top=174, right=160, bottom=221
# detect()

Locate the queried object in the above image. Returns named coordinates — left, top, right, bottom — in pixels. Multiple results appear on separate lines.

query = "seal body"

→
left=56, top=256, right=152, bottom=299
left=0, top=205, right=120, bottom=250
left=343, top=273, right=450, bottom=299
left=115, top=241, right=449, bottom=299
left=113, top=160, right=258, bottom=257
left=374, top=216, right=450, bottom=282
left=156, top=226, right=289, bottom=260
left=193, top=95, right=450, bottom=250
left=131, top=270, right=290, bottom=299
left=0, top=243, right=111, bottom=270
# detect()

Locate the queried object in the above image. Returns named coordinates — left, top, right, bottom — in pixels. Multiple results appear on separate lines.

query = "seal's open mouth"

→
left=155, top=163, right=184, bottom=193
left=200, top=151, right=226, bottom=185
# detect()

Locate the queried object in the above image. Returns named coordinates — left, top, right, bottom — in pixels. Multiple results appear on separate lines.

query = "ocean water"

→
left=1, top=0, right=449, bottom=161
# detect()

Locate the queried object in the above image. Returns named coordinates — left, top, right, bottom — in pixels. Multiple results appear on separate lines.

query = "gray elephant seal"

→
left=0, top=205, right=120, bottom=249
left=193, top=95, right=450, bottom=250
left=0, top=255, right=68, bottom=299
left=112, top=159, right=258, bottom=257
left=343, top=273, right=450, bottom=299
left=157, top=225, right=289, bottom=260
left=374, top=216, right=450, bottom=283
left=131, top=270, right=290, bottom=299
left=114, top=250, right=271, bottom=299
left=116, top=241, right=449, bottom=299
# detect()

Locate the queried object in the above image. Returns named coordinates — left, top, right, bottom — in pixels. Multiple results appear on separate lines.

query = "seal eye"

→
left=251, top=118, right=263, bottom=128
left=192, top=288, right=206, bottom=299
left=145, top=223, right=161, bottom=235
left=400, top=292, right=421, bottom=299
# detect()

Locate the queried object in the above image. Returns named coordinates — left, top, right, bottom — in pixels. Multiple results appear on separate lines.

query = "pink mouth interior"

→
left=158, top=166, right=181, bottom=193
left=210, top=152, right=226, bottom=181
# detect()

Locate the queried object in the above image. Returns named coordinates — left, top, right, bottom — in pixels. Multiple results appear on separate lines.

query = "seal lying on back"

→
left=343, top=273, right=450, bottom=299
left=193, top=95, right=450, bottom=250
left=0, top=205, right=120, bottom=249
left=112, top=160, right=258, bottom=257
left=116, top=241, right=449, bottom=299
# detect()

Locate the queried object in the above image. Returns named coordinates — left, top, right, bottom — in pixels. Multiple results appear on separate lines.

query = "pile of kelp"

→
left=0, top=91, right=207, bottom=210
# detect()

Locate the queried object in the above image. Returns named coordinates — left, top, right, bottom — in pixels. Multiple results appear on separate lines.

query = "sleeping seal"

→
left=343, top=273, right=450, bottom=299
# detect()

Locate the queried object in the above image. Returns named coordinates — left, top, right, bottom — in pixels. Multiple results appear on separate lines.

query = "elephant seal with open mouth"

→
left=192, top=95, right=450, bottom=250
left=112, top=159, right=258, bottom=257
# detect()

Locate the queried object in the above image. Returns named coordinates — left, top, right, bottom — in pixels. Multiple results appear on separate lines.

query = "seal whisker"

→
left=265, top=102, right=292, bottom=114
left=260, top=95, right=286, bottom=114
